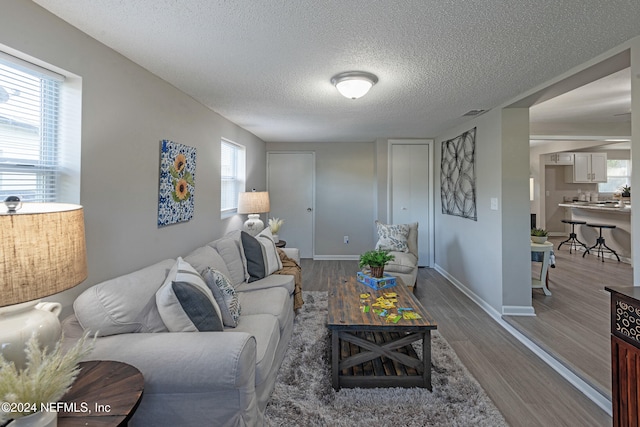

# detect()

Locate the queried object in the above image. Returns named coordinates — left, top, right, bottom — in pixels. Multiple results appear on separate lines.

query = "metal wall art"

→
left=158, top=139, right=196, bottom=227
left=440, top=127, right=477, bottom=221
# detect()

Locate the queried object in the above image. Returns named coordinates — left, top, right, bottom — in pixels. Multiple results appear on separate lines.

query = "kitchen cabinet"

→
left=545, top=152, right=574, bottom=165
left=566, top=152, right=607, bottom=183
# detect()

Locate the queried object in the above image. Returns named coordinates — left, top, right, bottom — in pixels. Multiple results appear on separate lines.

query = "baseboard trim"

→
left=502, top=305, right=536, bottom=316
left=313, top=255, right=360, bottom=261
left=433, top=263, right=612, bottom=416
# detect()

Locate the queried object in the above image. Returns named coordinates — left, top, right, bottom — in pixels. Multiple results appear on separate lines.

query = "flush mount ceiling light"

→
left=331, top=71, right=378, bottom=99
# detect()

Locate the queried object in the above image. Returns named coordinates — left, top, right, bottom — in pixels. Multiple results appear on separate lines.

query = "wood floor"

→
left=505, top=236, right=633, bottom=402
left=301, top=257, right=612, bottom=427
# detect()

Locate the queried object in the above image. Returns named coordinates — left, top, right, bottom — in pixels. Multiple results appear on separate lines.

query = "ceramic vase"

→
left=9, top=411, right=57, bottom=427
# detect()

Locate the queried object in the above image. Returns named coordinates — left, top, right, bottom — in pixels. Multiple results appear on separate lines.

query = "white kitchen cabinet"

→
left=545, top=152, right=574, bottom=165
left=567, top=152, right=607, bottom=183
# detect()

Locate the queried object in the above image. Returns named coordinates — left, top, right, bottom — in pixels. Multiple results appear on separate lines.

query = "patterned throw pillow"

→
left=375, top=221, right=410, bottom=253
left=156, top=258, right=224, bottom=332
left=203, top=267, right=241, bottom=328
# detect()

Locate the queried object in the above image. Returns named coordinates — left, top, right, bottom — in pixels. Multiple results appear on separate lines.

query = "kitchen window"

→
left=598, top=159, right=631, bottom=193
left=220, top=139, right=245, bottom=218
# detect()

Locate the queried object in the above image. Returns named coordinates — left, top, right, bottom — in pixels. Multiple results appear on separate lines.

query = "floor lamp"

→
left=0, top=200, right=87, bottom=367
left=238, top=191, right=270, bottom=236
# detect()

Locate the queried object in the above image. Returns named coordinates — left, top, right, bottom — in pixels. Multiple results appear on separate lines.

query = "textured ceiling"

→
left=32, top=0, right=640, bottom=143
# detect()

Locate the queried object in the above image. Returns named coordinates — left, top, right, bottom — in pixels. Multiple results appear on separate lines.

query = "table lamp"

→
left=237, top=190, right=270, bottom=236
left=0, top=200, right=87, bottom=367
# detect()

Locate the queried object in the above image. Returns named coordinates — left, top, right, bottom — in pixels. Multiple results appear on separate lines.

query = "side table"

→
left=275, top=239, right=286, bottom=248
left=58, top=360, right=144, bottom=427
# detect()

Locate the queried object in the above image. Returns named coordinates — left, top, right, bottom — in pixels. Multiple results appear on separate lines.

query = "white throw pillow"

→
left=156, top=258, right=223, bottom=332
left=257, top=228, right=283, bottom=273
left=375, top=221, right=410, bottom=253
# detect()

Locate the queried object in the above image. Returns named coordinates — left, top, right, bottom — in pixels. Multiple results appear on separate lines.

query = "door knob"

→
left=307, top=208, right=312, bottom=212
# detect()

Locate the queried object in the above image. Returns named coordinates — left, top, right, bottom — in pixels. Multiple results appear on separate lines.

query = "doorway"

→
left=267, top=152, right=315, bottom=258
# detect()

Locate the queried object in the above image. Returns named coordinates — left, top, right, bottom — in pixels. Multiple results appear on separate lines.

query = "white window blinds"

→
left=221, top=139, right=245, bottom=214
left=0, top=54, right=63, bottom=202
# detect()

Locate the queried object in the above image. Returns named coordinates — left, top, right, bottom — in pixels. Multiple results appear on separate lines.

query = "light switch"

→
left=490, top=198, right=498, bottom=210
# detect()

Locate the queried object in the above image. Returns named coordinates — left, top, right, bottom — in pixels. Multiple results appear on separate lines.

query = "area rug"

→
left=265, top=291, right=508, bottom=427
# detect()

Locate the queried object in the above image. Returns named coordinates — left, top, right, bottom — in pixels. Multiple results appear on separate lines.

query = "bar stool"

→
left=557, top=219, right=589, bottom=254
left=582, top=223, right=620, bottom=262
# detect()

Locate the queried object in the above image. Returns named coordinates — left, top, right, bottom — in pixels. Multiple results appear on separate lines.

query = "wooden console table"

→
left=606, top=286, right=640, bottom=427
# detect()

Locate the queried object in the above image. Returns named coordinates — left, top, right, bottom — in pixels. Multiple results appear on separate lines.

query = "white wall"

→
left=265, top=141, right=376, bottom=257
left=1, top=1, right=266, bottom=317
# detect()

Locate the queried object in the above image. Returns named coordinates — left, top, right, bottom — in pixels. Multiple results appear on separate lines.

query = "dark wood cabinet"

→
left=606, top=286, right=640, bottom=427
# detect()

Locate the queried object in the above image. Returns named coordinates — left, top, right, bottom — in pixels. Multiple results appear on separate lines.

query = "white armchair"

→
left=375, top=221, right=419, bottom=289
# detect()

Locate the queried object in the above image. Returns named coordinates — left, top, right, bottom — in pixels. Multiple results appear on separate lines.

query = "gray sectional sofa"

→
left=62, top=231, right=298, bottom=427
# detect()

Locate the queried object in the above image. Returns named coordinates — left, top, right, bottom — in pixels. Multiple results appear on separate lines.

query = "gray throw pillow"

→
left=375, top=221, right=410, bottom=253
left=241, top=231, right=266, bottom=282
left=170, top=281, right=224, bottom=331
left=203, top=267, right=241, bottom=327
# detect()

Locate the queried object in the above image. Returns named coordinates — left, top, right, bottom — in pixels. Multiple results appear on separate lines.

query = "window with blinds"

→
left=0, top=54, right=63, bottom=203
left=221, top=139, right=245, bottom=217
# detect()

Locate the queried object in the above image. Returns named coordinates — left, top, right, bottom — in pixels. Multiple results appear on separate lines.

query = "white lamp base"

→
left=243, top=214, right=264, bottom=236
left=0, top=300, right=62, bottom=368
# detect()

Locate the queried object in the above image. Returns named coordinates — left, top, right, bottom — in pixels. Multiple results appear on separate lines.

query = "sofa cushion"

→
left=210, top=236, right=248, bottom=286
left=229, top=314, right=280, bottom=387
left=385, top=251, right=418, bottom=274
left=203, top=267, right=241, bottom=327
left=256, top=228, right=283, bottom=273
left=183, top=245, right=232, bottom=280
left=74, top=259, right=175, bottom=336
left=241, top=231, right=267, bottom=282
left=156, top=258, right=223, bottom=332
left=375, top=221, right=410, bottom=253
left=237, top=287, right=290, bottom=333
left=234, top=274, right=295, bottom=295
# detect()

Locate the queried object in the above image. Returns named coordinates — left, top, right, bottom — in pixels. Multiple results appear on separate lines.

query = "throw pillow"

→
left=257, top=228, right=283, bottom=273
left=156, top=258, right=223, bottom=332
left=203, top=267, right=241, bottom=327
left=241, top=231, right=267, bottom=282
left=375, top=221, right=410, bottom=253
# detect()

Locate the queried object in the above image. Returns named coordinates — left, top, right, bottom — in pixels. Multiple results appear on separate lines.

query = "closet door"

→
left=389, top=141, right=431, bottom=266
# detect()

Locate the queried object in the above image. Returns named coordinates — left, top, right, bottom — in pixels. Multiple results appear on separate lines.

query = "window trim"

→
left=220, top=138, right=246, bottom=219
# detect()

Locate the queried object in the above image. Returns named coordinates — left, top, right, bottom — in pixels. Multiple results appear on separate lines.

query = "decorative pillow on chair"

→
left=203, top=267, right=241, bottom=327
left=156, top=258, right=223, bottom=332
left=375, top=221, right=410, bottom=253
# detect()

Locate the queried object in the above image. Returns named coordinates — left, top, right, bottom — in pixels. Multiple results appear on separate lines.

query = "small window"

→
left=598, top=159, right=631, bottom=193
left=220, top=139, right=245, bottom=218
left=0, top=54, right=64, bottom=202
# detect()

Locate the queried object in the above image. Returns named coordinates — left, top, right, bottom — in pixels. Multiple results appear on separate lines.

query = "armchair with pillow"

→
left=374, top=221, right=419, bottom=289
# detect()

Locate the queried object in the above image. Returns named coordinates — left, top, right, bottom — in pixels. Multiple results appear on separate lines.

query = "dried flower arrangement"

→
left=268, top=217, right=284, bottom=234
left=0, top=332, right=94, bottom=424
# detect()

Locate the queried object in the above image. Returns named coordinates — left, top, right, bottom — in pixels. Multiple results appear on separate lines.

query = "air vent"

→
left=462, top=109, right=487, bottom=117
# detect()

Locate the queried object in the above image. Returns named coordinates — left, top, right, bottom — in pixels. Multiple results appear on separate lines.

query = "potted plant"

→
left=620, top=185, right=631, bottom=198
left=268, top=217, right=284, bottom=243
left=0, top=332, right=94, bottom=427
left=359, top=249, right=395, bottom=278
left=531, top=228, right=549, bottom=244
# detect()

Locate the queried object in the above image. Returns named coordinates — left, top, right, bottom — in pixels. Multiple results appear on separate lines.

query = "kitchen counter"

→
left=558, top=202, right=630, bottom=213
left=559, top=203, right=631, bottom=263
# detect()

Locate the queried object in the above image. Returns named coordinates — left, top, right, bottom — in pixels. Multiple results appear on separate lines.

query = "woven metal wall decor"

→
left=440, top=127, right=477, bottom=221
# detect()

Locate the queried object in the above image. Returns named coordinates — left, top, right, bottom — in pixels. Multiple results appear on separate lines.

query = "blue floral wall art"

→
left=158, top=140, right=196, bottom=227
left=440, top=127, right=477, bottom=221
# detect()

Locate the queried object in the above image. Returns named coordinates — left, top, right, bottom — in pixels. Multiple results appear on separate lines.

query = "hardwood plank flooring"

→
left=301, top=258, right=611, bottom=426
left=505, top=236, right=632, bottom=402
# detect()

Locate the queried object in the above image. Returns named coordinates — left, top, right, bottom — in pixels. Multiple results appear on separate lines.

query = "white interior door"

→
left=267, top=152, right=314, bottom=258
left=389, top=141, right=432, bottom=266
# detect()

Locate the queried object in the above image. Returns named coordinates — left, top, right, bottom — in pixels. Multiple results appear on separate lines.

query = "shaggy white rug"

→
left=265, top=291, right=508, bottom=427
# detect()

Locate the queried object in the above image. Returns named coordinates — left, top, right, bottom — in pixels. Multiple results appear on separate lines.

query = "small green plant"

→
left=531, top=228, right=548, bottom=237
left=359, top=249, right=395, bottom=269
left=620, top=185, right=631, bottom=196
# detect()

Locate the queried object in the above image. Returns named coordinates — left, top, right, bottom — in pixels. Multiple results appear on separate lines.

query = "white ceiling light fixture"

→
left=331, top=71, right=378, bottom=99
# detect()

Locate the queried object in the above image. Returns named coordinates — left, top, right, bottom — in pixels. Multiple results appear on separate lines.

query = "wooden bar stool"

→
left=557, top=219, right=589, bottom=254
left=582, top=223, right=620, bottom=262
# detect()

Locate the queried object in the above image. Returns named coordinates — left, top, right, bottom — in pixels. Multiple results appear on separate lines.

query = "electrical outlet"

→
left=344, top=236, right=349, bottom=244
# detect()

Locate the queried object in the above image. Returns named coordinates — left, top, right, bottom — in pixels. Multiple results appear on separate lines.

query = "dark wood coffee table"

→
left=58, top=360, right=144, bottom=427
left=328, top=277, right=437, bottom=390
